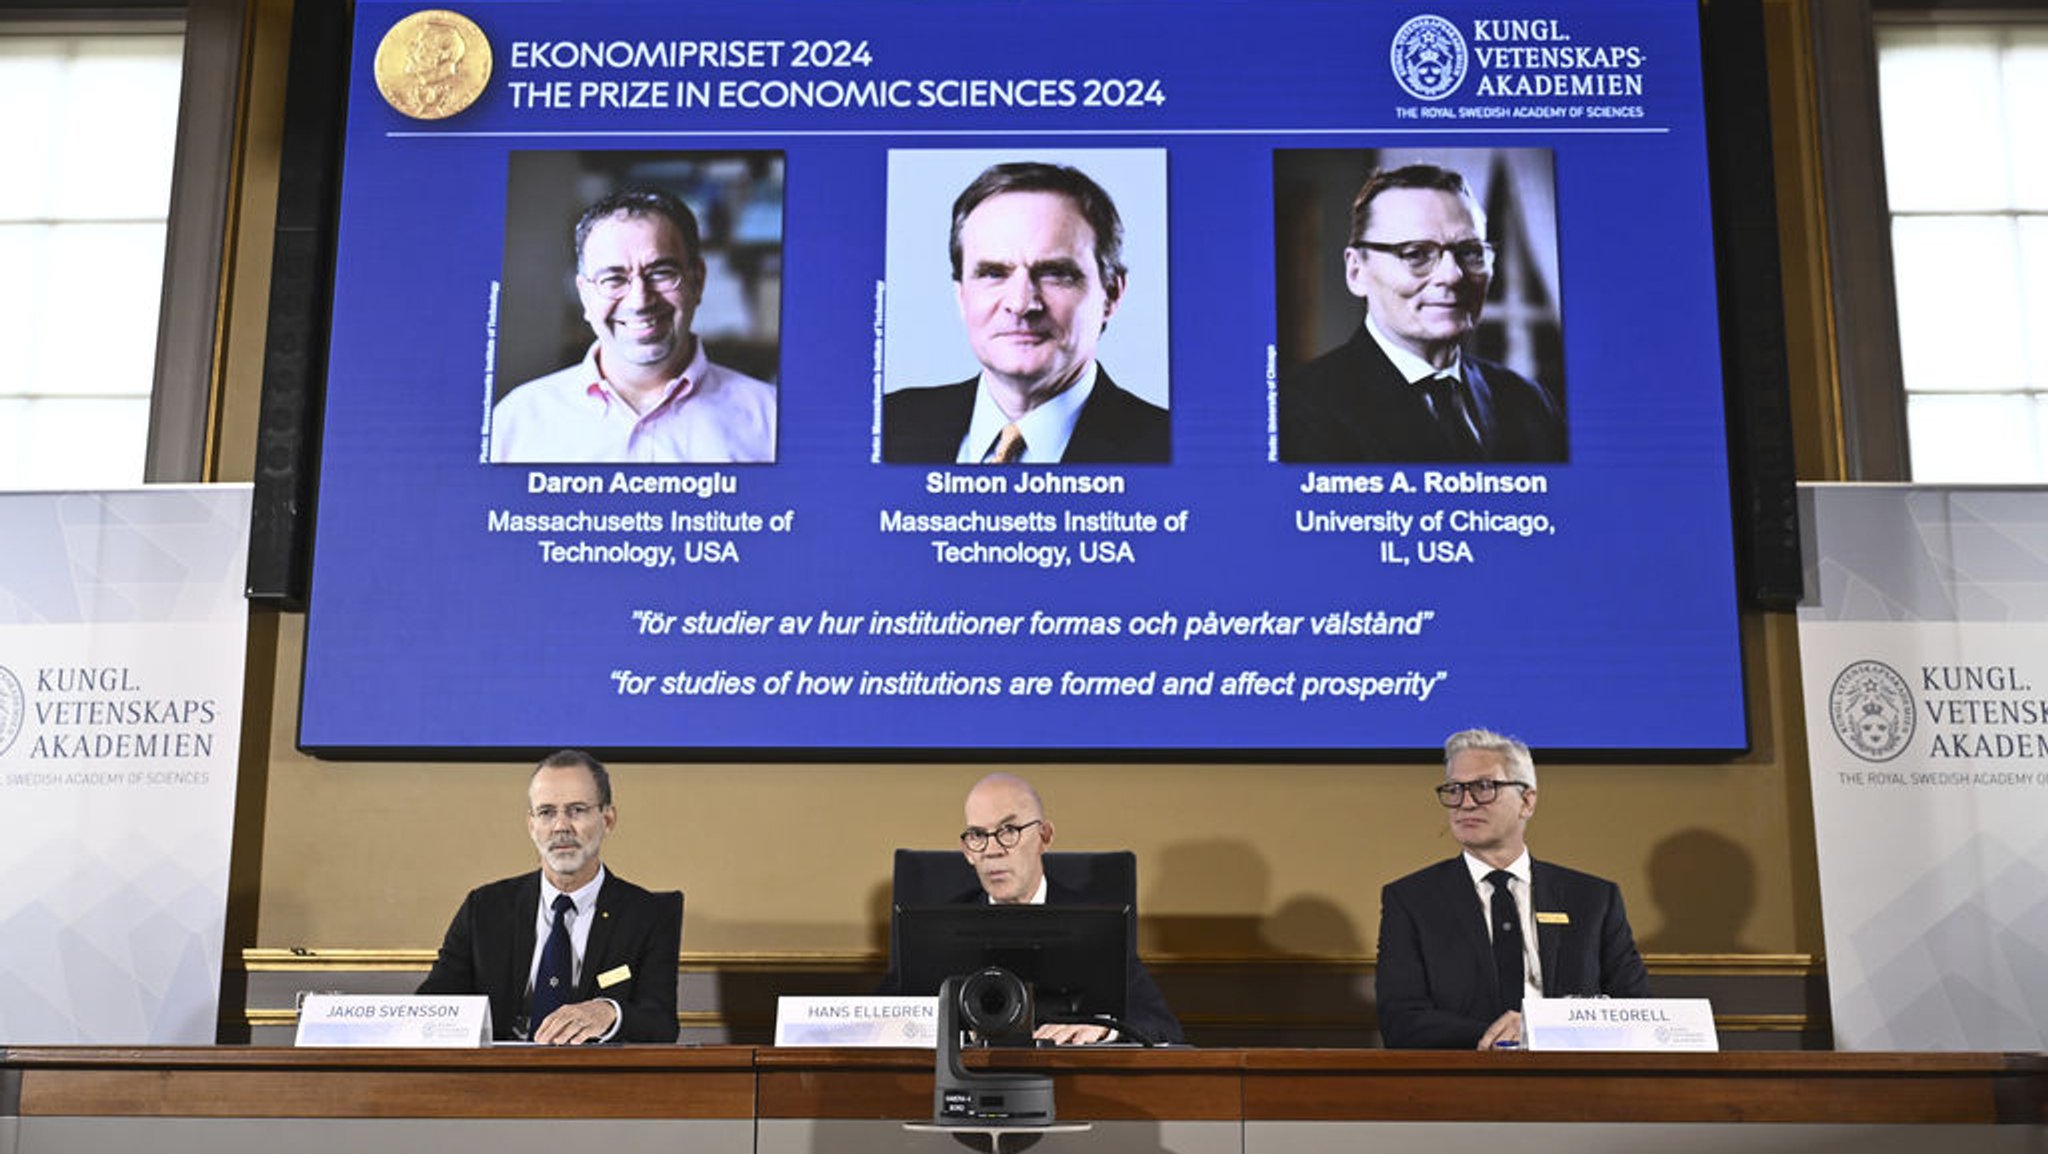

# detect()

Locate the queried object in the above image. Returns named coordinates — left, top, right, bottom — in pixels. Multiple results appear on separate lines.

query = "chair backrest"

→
left=891, top=848, right=1136, bottom=908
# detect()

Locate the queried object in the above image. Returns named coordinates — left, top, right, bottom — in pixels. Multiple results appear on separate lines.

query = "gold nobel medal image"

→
left=374, top=10, right=491, bottom=120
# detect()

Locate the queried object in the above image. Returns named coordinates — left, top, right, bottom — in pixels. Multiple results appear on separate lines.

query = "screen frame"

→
left=276, top=0, right=1792, bottom=762
left=893, top=902, right=1131, bottom=1027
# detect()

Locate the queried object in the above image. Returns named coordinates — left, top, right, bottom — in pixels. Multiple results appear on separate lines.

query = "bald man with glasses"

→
left=1277, top=162, right=1564, bottom=463
left=874, top=772, right=1184, bottom=1045
left=489, top=185, right=776, bottom=463
left=1374, top=729, right=1649, bottom=1049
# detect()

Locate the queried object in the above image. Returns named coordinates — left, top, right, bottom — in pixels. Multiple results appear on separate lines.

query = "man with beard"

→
left=418, top=750, right=682, bottom=1042
left=489, top=186, right=776, bottom=463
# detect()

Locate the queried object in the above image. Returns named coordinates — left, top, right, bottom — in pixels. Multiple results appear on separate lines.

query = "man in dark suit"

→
left=1278, top=163, right=1565, bottom=463
left=884, top=162, right=1168, bottom=464
left=1376, top=729, right=1649, bottom=1049
left=418, top=750, right=681, bottom=1043
left=876, top=772, right=1184, bottom=1045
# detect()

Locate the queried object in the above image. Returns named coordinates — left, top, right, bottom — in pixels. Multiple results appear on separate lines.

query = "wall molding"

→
left=241, top=948, right=1821, bottom=976
left=234, top=947, right=1828, bottom=1042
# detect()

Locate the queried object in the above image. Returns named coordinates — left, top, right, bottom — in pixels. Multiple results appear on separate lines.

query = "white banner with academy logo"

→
left=1798, top=484, right=2048, bottom=1050
left=0, top=486, right=251, bottom=1043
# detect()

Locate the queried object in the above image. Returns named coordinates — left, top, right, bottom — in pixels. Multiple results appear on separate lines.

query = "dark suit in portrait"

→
left=418, top=870, right=683, bottom=1043
left=1278, top=327, right=1565, bottom=463
left=875, top=876, right=1185, bottom=1045
left=1374, top=857, right=1649, bottom=1049
left=883, top=370, right=1169, bottom=464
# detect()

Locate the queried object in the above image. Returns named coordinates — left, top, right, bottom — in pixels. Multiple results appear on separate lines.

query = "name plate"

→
left=1522, top=996, right=1718, bottom=1051
left=295, top=994, right=492, bottom=1048
left=774, top=996, right=938, bottom=1047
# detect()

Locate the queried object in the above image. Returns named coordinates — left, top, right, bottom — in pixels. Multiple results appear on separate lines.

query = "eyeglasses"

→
left=529, top=802, right=604, bottom=822
left=1434, top=779, right=1529, bottom=807
left=960, top=819, right=1043, bottom=852
left=581, top=264, right=689, bottom=299
left=1351, top=239, right=1495, bottom=277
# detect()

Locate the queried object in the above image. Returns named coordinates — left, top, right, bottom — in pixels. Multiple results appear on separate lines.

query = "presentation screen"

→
left=301, top=0, right=1747, bottom=756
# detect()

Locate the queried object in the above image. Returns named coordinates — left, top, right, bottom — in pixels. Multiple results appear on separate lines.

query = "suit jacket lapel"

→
left=509, top=872, right=542, bottom=1009
left=1354, top=329, right=1452, bottom=457
left=580, top=871, right=620, bottom=998
left=934, top=381, right=979, bottom=461
left=1435, top=859, right=1500, bottom=1004
left=1531, top=861, right=1564, bottom=997
left=1045, top=878, right=1084, bottom=905
left=1462, top=363, right=1500, bottom=455
left=1067, top=368, right=1133, bottom=460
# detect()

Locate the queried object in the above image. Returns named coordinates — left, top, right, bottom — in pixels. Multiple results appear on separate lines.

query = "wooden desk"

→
left=757, top=1046, right=1248, bottom=1154
left=0, top=1045, right=756, bottom=1154
left=1239, top=1049, right=2048, bottom=1123
left=3, top=1046, right=2041, bottom=1154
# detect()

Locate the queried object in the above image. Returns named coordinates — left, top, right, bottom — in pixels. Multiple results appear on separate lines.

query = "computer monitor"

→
left=893, top=904, right=1129, bottom=1029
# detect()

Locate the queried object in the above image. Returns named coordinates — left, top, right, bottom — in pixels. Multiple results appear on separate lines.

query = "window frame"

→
left=1817, top=0, right=2048, bottom=481
left=0, top=0, right=244, bottom=485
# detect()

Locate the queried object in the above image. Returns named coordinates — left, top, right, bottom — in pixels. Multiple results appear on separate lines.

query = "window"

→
left=1877, top=22, right=2048, bottom=481
left=0, top=31, right=183, bottom=489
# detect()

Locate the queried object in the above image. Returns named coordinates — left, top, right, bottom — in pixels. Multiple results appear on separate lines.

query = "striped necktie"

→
left=988, top=422, right=1026, bottom=464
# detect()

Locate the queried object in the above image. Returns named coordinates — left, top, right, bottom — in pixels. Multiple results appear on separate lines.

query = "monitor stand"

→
left=903, top=1121, right=1093, bottom=1153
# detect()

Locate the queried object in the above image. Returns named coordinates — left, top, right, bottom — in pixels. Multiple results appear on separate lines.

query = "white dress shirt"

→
left=526, top=866, right=621, bottom=1040
left=490, top=339, right=776, bottom=464
left=955, top=363, right=1100, bottom=464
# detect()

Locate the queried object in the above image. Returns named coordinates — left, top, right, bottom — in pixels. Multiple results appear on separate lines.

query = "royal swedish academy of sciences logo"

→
left=1390, top=14, right=1468, bottom=102
left=1828, top=660, right=1915, bottom=763
left=0, top=664, right=23, bottom=757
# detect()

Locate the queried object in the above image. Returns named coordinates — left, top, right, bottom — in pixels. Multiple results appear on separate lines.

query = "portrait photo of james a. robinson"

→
left=1273, top=147, right=1568, bottom=465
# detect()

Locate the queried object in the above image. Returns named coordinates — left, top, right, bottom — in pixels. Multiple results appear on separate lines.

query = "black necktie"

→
left=1424, top=375, right=1481, bottom=460
left=1486, top=869, right=1524, bottom=1012
left=530, top=893, right=576, bottom=1028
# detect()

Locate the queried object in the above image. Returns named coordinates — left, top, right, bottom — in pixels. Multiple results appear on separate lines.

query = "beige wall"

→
left=232, top=611, right=1820, bottom=960
left=212, top=0, right=1836, bottom=967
